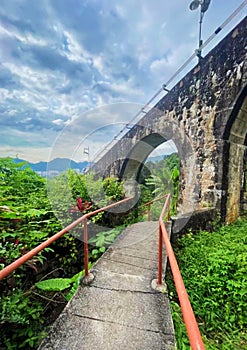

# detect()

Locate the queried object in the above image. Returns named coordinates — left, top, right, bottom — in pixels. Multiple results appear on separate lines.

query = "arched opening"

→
left=119, top=133, right=167, bottom=181
left=119, top=131, right=196, bottom=215
left=139, top=140, right=180, bottom=219
left=222, top=85, right=247, bottom=223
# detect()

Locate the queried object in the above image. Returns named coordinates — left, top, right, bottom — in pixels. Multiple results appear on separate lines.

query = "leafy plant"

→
left=64, top=263, right=94, bottom=301
left=143, top=153, right=180, bottom=216
left=35, top=278, right=72, bottom=292
left=35, top=264, right=94, bottom=301
left=102, top=177, right=125, bottom=201
left=166, top=215, right=247, bottom=349
left=89, top=227, right=123, bottom=260
left=169, top=301, right=190, bottom=350
left=0, top=290, right=45, bottom=349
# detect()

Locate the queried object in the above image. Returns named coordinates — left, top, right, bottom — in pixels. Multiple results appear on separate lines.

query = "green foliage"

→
left=0, top=158, right=56, bottom=276
left=169, top=301, right=190, bottom=350
left=65, top=263, right=94, bottom=301
left=0, top=158, right=45, bottom=200
left=102, top=177, right=125, bottom=201
left=35, top=278, right=72, bottom=291
left=167, top=216, right=247, bottom=349
left=47, top=170, right=125, bottom=226
left=0, top=290, right=45, bottom=349
left=0, top=159, right=78, bottom=349
left=0, top=158, right=126, bottom=349
left=138, top=153, right=180, bottom=220
left=83, top=173, right=124, bottom=207
left=145, top=153, right=179, bottom=210
left=35, top=264, right=94, bottom=302
left=89, top=227, right=123, bottom=260
left=46, top=171, right=75, bottom=225
left=145, top=167, right=172, bottom=197
left=68, top=168, right=88, bottom=200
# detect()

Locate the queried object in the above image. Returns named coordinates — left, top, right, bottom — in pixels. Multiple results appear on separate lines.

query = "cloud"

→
left=0, top=0, right=245, bottom=162
left=148, top=140, right=178, bottom=158
left=52, top=119, right=66, bottom=126
left=0, top=145, right=52, bottom=162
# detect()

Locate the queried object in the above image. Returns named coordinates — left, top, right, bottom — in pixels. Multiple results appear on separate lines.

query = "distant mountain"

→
left=13, top=158, right=89, bottom=173
left=146, top=155, right=164, bottom=163
left=12, top=154, right=173, bottom=174
left=146, top=153, right=177, bottom=163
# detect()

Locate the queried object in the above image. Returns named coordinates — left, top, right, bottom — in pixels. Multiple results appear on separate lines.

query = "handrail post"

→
left=157, top=224, right=163, bottom=285
left=167, top=196, right=171, bottom=221
left=147, top=203, right=151, bottom=221
left=83, top=217, right=89, bottom=277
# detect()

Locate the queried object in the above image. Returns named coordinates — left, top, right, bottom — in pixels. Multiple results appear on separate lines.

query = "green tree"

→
left=144, top=153, right=180, bottom=214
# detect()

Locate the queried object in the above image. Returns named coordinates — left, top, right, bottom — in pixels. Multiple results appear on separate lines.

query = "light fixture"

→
left=189, top=0, right=211, bottom=60
left=189, top=0, right=200, bottom=11
left=201, top=0, right=211, bottom=13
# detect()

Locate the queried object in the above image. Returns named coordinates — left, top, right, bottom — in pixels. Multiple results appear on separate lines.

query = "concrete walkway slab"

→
left=40, top=309, right=174, bottom=350
left=39, top=221, right=175, bottom=350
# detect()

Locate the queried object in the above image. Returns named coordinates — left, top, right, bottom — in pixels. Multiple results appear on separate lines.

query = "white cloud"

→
left=0, top=0, right=245, bottom=162
left=0, top=88, right=13, bottom=101
left=149, top=140, right=178, bottom=157
left=52, top=119, right=64, bottom=125
left=150, top=57, right=169, bottom=77
left=0, top=145, right=52, bottom=162
left=92, top=55, right=105, bottom=75
left=62, top=30, right=90, bottom=64
left=0, top=23, right=47, bottom=46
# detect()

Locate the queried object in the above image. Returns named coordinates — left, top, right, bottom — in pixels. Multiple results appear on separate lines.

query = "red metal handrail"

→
left=140, top=194, right=168, bottom=221
left=158, top=194, right=205, bottom=350
left=0, top=197, right=134, bottom=281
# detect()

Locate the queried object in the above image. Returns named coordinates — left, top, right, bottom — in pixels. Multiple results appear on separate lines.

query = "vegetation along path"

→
left=38, top=221, right=175, bottom=350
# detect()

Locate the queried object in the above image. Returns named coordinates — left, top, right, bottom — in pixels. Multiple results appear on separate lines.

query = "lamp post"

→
left=189, top=0, right=211, bottom=60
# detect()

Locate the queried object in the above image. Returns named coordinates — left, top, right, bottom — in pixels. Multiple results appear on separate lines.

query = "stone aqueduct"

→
left=94, top=17, right=247, bottom=223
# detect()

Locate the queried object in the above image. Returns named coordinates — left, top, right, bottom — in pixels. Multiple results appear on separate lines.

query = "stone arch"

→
left=119, top=121, right=198, bottom=214
left=222, top=84, right=247, bottom=223
left=119, top=133, right=166, bottom=181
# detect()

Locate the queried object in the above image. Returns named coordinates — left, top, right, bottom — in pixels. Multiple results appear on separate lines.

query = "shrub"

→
left=167, top=216, right=247, bottom=349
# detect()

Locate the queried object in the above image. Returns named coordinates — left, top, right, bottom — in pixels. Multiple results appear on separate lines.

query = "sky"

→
left=0, top=0, right=246, bottom=163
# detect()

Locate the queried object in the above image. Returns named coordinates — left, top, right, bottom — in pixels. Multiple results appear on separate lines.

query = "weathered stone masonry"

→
left=94, top=17, right=247, bottom=223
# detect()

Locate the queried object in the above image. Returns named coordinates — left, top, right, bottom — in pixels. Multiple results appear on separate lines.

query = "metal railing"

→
left=158, top=194, right=205, bottom=350
left=139, top=194, right=168, bottom=221
left=0, top=197, right=134, bottom=281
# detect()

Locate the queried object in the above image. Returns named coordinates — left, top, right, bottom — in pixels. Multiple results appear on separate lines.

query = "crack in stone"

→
left=115, top=246, right=157, bottom=255
left=100, top=256, right=154, bottom=271
left=72, top=313, right=175, bottom=337
left=91, top=283, right=157, bottom=295
left=110, top=251, right=157, bottom=263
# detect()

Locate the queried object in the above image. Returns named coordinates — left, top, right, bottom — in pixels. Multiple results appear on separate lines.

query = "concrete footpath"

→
left=38, top=221, right=176, bottom=350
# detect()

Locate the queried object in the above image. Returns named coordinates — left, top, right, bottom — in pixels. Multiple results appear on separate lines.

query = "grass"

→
left=166, top=214, right=247, bottom=349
